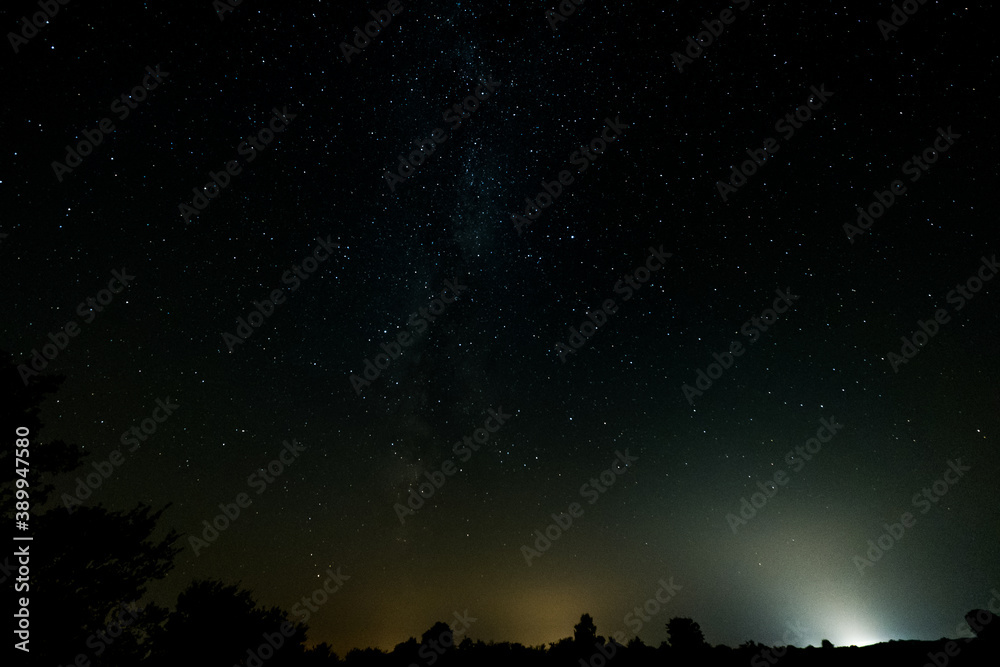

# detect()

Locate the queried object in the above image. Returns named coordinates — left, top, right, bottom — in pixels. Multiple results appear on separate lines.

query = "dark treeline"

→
left=4, top=353, right=998, bottom=666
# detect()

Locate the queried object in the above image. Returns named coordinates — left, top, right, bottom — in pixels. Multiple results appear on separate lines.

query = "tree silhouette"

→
left=303, top=642, right=340, bottom=666
left=31, top=503, right=178, bottom=664
left=345, top=646, right=388, bottom=667
left=149, top=579, right=308, bottom=666
left=392, top=635, right=420, bottom=664
left=422, top=620, right=457, bottom=648
left=0, top=350, right=83, bottom=509
left=574, top=613, right=604, bottom=647
left=666, top=617, right=708, bottom=652
left=1, top=351, right=180, bottom=664
left=966, top=609, right=999, bottom=642
left=545, top=634, right=575, bottom=666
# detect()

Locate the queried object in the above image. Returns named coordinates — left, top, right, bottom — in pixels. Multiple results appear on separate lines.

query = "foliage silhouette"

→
left=666, top=616, right=708, bottom=652
left=2, top=351, right=179, bottom=665
left=148, top=579, right=308, bottom=666
left=574, top=613, right=602, bottom=647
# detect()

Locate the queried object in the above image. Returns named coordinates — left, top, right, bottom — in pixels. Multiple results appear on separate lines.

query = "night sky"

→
left=4, top=0, right=998, bottom=656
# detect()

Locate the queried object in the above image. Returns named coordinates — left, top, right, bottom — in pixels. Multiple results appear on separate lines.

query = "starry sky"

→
left=3, top=0, right=998, bottom=655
